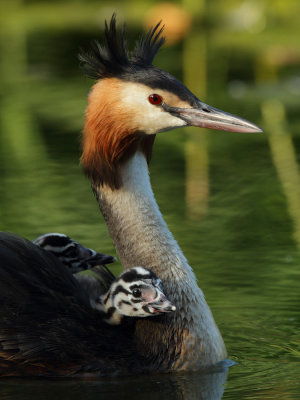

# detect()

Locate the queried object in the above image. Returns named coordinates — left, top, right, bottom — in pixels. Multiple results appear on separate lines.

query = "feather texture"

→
left=78, top=14, right=165, bottom=80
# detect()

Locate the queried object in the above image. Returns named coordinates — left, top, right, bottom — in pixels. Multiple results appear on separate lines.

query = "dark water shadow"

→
left=0, top=363, right=230, bottom=400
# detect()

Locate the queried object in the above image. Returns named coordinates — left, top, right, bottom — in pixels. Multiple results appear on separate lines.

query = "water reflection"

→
left=183, top=23, right=209, bottom=220
left=0, top=367, right=229, bottom=400
left=262, top=99, right=300, bottom=247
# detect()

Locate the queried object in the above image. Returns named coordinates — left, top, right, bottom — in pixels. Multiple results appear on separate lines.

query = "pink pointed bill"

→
left=163, top=101, right=263, bottom=133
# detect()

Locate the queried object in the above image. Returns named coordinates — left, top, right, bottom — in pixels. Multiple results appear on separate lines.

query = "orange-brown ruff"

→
left=82, top=78, right=155, bottom=189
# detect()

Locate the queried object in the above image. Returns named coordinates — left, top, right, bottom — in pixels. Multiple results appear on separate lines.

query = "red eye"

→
left=148, top=94, right=163, bottom=105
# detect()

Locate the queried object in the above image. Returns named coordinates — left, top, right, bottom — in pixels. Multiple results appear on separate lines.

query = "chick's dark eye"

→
left=148, top=94, right=163, bottom=105
left=132, top=288, right=142, bottom=298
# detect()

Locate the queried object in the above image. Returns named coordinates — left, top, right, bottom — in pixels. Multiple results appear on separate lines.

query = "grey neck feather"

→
left=93, top=151, right=227, bottom=370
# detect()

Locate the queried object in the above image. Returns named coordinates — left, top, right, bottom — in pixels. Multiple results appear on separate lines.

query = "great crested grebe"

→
left=0, top=15, right=261, bottom=376
left=79, top=14, right=261, bottom=371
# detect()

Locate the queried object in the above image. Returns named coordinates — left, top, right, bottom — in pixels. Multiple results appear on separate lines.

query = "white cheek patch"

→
left=119, top=83, right=187, bottom=134
left=145, top=110, right=186, bottom=134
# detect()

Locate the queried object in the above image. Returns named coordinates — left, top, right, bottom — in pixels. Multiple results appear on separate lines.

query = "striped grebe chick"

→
left=33, top=233, right=115, bottom=273
left=34, top=233, right=175, bottom=324
left=96, top=266, right=176, bottom=325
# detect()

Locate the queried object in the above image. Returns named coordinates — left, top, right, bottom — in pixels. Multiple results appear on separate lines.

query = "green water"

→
left=1, top=1, right=300, bottom=398
left=0, top=112, right=299, bottom=399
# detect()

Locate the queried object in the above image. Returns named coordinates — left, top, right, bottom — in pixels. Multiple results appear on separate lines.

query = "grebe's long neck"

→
left=93, top=151, right=227, bottom=370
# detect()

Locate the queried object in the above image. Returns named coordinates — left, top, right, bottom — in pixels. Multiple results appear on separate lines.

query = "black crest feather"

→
left=79, top=13, right=165, bottom=80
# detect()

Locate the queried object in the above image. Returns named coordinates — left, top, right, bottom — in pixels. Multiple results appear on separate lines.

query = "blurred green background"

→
left=0, top=0, right=300, bottom=399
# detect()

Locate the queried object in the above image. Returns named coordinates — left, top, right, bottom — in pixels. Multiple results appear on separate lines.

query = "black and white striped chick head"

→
left=98, top=266, right=176, bottom=325
left=33, top=233, right=115, bottom=273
